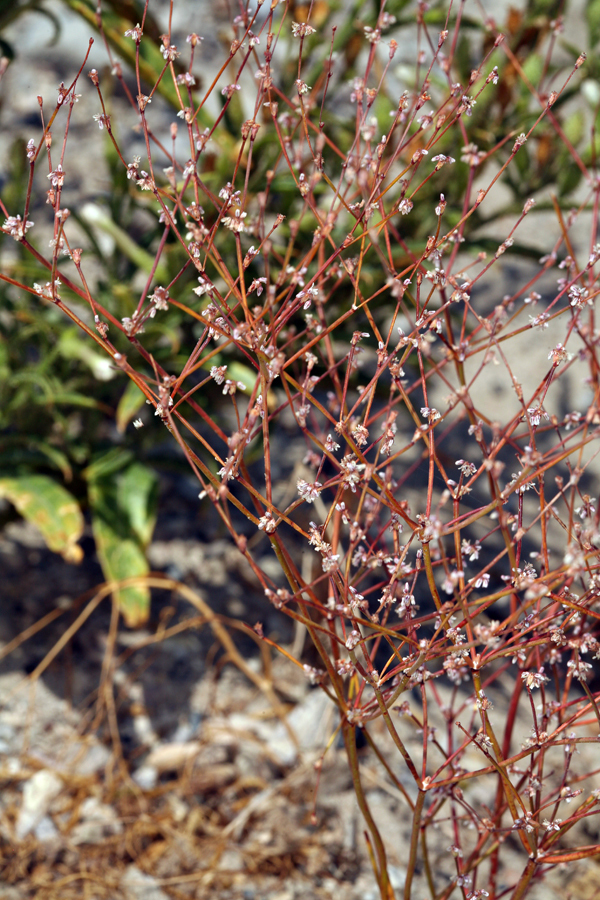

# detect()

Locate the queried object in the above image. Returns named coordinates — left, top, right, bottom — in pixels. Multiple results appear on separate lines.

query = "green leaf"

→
left=0, top=475, right=83, bottom=563
left=32, top=441, right=73, bottom=481
left=49, top=391, right=103, bottom=409
left=83, top=448, right=134, bottom=482
left=63, top=0, right=182, bottom=109
left=563, top=109, right=585, bottom=146
left=89, top=503, right=151, bottom=627
left=227, top=361, right=260, bottom=394
left=116, top=380, right=147, bottom=433
left=117, top=463, right=159, bottom=550
left=557, top=147, right=583, bottom=196
left=86, top=457, right=158, bottom=626
left=57, top=328, right=116, bottom=382
left=587, top=0, right=600, bottom=48
left=522, top=53, right=543, bottom=88
left=80, top=203, right=169, bottom=283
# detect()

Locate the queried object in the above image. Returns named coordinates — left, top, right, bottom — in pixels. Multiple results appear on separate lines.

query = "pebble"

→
left=120, top=864, right=170, bottom=900
left=217, top=848, right=245, bottom=871
left=15, top=769, right=63, bottom=840
left=70, top=796, right=123, bottom=845
left=229, top=688, right=333, bottom=766
left=33, top=815, right=59, bottom=842
left=145, top=740, right=201, bottom=773
left=131, top=764, right=158, bottom=791
left=72, top=742, right=111, bottom=776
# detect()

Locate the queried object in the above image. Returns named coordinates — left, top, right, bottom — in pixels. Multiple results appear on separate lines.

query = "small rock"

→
left=287, top=689, right=332, bottom=751
left=145, top=740, right=201, bottom=773
left=229, top=689, right=333, bottom=766
left=170, top=721, right=196, bottom=743
left=132, top=713, right=158, bottom=746
left=194, top=742, right=230, bottom=767
left=72, top=742, right=111, bottom=776
left=34, top=815, right=59, bottom=842
left=191, top=762, right=238, bottom=794
left=216, top=848, right=245, bottom=871
left=0, top=887, right=25, bottom=899
left=70, top=796, right=123, bottom=845
left=16, top=769, right=63, bottom=840
left=121, top=864, right=170, bottom=900
left=166, top=794, right=188, bottom=823
left=2, top=757, right=21, bottom=776
left=388, top=865, right=407, bottom=890
left=132, top=765, right=158, bottom=790
left=0, top=720, right=16, bottom=744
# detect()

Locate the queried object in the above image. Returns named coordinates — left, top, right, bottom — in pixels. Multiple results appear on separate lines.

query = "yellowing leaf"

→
left=0, top=476, right=83, bottom=563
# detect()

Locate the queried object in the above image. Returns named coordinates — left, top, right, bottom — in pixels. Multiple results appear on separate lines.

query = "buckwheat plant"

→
left=3, top=0, right=600, bottom=897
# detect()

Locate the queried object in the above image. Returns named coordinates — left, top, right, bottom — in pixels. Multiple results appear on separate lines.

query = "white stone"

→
left=121, top=864, right=170, bottom=900
left=16, top=769, right=63, bottom=840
